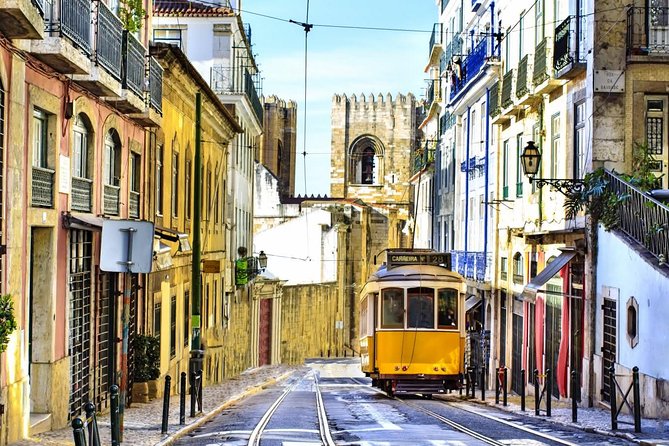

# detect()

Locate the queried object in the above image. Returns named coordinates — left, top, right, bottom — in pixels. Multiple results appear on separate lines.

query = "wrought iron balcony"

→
left=96, top=1, right=122, bottom=80
left=445, top=35, right=463, bottom=63
left=426, top=78, right=441, bottom=107
left=123, top=31, right=146, bottom=97
left=71, top=176, right=92, bottom=212
left=553, top=16, right=586, bottom=79
left=513, top=273, right=524, bottom=284
left=627, top=6, right=669, bottom=57
left=451, top=250, right=489, bottom=282
left=413, top=140, right=437, bottom=174
left=605, top=170, right=669, bottom=266
left=211, top=66, right=263, bottom=122
left=32, top=166, right=55, bottom=208
left=429, top=23, right=444, bottom=55
left=49, top=0, right=91, bottom=55
left=449, top=37, right=492, bottom=101
left=148, top=56, right=163, bottom=113
left=440, top=112, right=456, bottom=133
left=129, top=191, right=140, bottom=219
left=103, top=184, right=120, bottom=215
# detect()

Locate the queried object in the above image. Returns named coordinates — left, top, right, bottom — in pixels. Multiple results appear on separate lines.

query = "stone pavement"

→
left=11, top=362, right=669, bottom=445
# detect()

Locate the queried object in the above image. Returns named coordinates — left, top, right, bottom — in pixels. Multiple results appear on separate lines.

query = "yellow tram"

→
left=359, top=249, right=466, bottom=396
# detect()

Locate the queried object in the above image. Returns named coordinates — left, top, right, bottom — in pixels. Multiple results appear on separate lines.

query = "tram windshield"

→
left=381, top=288, right=404, bottom=328
left=437, top=288, right=458, bottom=329
left=407, top=287, right=435, bottom=329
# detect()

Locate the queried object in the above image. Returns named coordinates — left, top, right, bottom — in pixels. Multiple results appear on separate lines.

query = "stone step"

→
left=29, top=412, right=52, bottom=436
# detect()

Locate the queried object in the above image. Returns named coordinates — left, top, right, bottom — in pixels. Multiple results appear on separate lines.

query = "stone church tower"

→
left=330, top=93, right=417, bottom=219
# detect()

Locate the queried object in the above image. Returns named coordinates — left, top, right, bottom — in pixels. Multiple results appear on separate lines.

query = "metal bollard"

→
left=633, top=366, right=641, bottom=433
left=520, top=369, right=526, bottom=412
left=546, top=369, right=552, bottom=417
left=609, top=365, right=617, bottom=430
left=503, top=367, right=508, bottom=407
left=110, top=384, right=120, bottom=446
left=190, top=370, right=196, bottom=417
left=161, top=375, right=172, bottom=434
left=471, top=367, right=477, bottom=399
left=480, top=366, right=486, bottom=401
left=495, top=367, right=500, bottom=404
left=72, top=417, right=87, bottom=446
left=534, top=369, right=540, bottom=416
left=197, top=370, right=203, bottom=412
left=85, top=402, right=100, bottom=446
left=180, top=372, right=187, bottom=425
left=571, top=370, right=578, bottom=423
left=459, top=372, right=463, bottom=396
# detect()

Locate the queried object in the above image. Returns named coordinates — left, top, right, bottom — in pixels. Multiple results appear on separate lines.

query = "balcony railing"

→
left=71, top=176, right=92, bottom=212
left=129, top=190, right=140, bottom=219
left=51, top=0, right=92, bottom=55
left=606, top=170, right=669, bottom=265
left=450, top=37, right=492, bottom=100
left=440, top=112, right=456, bottom=133
left=533, top=38, right=549, bottom=85
left=500, top=270, right=508, bottom=281
left=413, top=140, right=437, bottom=173
left=211, top=66, right=263, bottom=122
left=553, top=16, right=586, bottom=76
left=627, top=6, right=669, bottom=55
left=426, top=78, right=441, bottom=106
left=430, top=23, right=443, bottom=55
left=96, top=1, right=123, bottom=79
left=513, top=273, right=524, bottom=284
left=32, top=166, right=55, bottom=208
left=148, top=56, right=163, bottom=113
left=489, top=81, right=501, bottom=117
left=104, top=184, right=120, bottom=215
left=516, top=55, right=529, bottom=98
left=451, top=251, right=489, bottom=282
left=501, top=70, right=514, bottom=108
left=445, top=35, right=464, bottom=63
left=123, top=31, right=146, bottom=96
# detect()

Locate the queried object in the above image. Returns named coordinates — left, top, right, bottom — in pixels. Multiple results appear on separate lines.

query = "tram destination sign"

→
left=387, top=251, right=451, bottom=269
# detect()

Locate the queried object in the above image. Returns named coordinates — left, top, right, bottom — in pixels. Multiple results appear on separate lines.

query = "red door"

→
left=259, top=299, right=272, bottom=365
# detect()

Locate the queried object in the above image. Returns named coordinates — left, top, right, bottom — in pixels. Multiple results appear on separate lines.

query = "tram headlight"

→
left=395, top=366, right=400, bottom=371
left=402, top=366, right=408, bottom=371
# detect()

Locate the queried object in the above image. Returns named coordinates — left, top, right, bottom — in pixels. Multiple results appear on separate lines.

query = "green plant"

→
left=132, top=334, right=160, bottom=382
left=119, top=0, right=145, bottom=33
left=0, top=294, right=17, bottom=353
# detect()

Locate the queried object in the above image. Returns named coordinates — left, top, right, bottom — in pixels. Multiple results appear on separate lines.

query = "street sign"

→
left=387, top=251, right=451, bottom=269
left=101, top=220, right=155, bottom=273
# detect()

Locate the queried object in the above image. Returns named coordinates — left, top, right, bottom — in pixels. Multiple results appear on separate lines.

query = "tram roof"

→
left=366, top=264, right=463, bottom=283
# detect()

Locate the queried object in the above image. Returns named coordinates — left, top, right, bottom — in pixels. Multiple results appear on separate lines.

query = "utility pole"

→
left=190, top=92, right=204, bottom=373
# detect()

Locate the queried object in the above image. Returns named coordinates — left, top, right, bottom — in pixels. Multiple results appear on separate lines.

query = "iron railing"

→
left=516, top=55, right=529, bottom=98
left=148, top=56, right=163, bottom=113
left=413, top=140, right=437, bottom=174
left=450, top=37, right=492, bottom=100
left=439, top=112, right=456, bottom=132
left=605, top=170, right=669, bottom=264
left=33, top=0, right=47, bottom=17
left=243, top=23, right=252, bottom=47
left=56, top=0, right=92, bottom=55
left=445, top=35, right=464, bottom=62
left=489, top=81, right=500, bottom=117
left=533, top=38, right=549, bottom=85
left=123, top=31, right=146, bottom=96
left=96, top=1, right=122, bottom=79
left=430, top=23, right=443, bottom=54
left=553, top=16, right=586, bottom=73
left=210, top=66, right=263, bottom=122
left=103, top=184, right=120, bottom=215
left=32, top=166, right=55, bottom=208
left=501, top=70, right=514, bottom=108
left=451, top=251, right=489, bottom=282
left=513, top=273, right=524, bottom=284
left=71, top=176, right=92, bottom=212
left=129, top=191, right=140, bottom=219
left=426, top=78, right=441, bottom=106
left=627, top=6, right=669, bottom=55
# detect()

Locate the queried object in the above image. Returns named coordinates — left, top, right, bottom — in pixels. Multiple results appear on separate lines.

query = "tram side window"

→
left=360, top=296, right=368, bottom=336
left=438, top=288, right=458, bottom=329
left=407, top=287, right=435, bottom=329
left=381, top=288, right=404, bottom=328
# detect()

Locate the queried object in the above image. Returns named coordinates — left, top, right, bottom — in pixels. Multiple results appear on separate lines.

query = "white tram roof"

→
left=361, top=264, right=465, bottom=295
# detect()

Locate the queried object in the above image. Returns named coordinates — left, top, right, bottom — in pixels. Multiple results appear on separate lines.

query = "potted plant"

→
left=0, top=294, right=17, bottom=353
left=131, top=334, right=160, bottom=403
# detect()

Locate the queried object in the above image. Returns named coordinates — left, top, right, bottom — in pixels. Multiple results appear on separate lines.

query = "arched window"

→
left=72, top=114, right=90, bottom=179
left=348, top=135, right=384, bottom=185
left=103, top=129, right=121, bottom=215
left=513, top=252, right=524, bottom=284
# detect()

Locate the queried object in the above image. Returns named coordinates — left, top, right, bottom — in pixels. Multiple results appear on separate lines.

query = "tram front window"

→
left=438, top=288, right=458, bottom=329
left=408, top=288, right=435, bottom=329
left=381, top=288, right=404, bottom=328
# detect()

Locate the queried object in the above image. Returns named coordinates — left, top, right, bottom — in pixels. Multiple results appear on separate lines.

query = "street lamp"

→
left=520, top=141, right=585, bottom=198
left=257, top=250, right=268, bottom=271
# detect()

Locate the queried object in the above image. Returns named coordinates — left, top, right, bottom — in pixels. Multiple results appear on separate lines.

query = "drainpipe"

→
left=490, top=2, right=496, bottom=56
left=464, top=106, right=471, bottom=253
left=484, top=89, right=490, bottom=275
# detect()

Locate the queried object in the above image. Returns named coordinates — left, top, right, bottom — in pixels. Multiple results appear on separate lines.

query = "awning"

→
left=62, top=212, right=106, bottom=231
left=464, top=294, right=482, bottom=312
left=522, top=248, right=577, bottom=302
left=155, top=226, right=191, bottom=252
left=153, top=238, right=173, bottom=270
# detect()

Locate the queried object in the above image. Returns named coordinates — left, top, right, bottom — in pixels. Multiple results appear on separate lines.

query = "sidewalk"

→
left=14, top=364, right=302, bottom=446
left=448, top=390, right=669, bottom=446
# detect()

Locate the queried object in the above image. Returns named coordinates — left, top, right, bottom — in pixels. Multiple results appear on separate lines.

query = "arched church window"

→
left=361, top=147, right=375, bottom=184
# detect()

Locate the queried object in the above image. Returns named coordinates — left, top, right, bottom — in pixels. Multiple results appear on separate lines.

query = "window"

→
left=33, top=108, right=48, bottom=168
left=207, top=167, right=212, bottom=221
left=348, top=137, right=383, bottom=185
left=530, top=252, right=538, bottom=278
left=513, top=252, right=524, bottom=284
left=437, top=289, right=458, bottom=329
left=153, top=28, right=186, bottom=50
left=170, top=296, right=176, bottom=358
left=574, top=101, right=586, bottom=179
left=184, top=291, right=190, bottom=346
left=535, top=0, right=544, bottom=45
left=156, top=145, right=163, bottom=215
left=516, top=133, right=524, bottom=197
left=626, top=296, right=639, bottom=348
left=72, top=115, right=89, bottom=178
left=381, top=288, right=404, bottom=328
left=500, top=257, right=508, bottom=281
left=551, top=113, right=561, bottom=179
left=130, top=153, right=140, bottom=193
left=185, top=157, right=192, bottom=220
left=104, top=131, right=121, bottom=186
left=503, top=139, right=509, bottom=199
left=408, top=288, right=435, bottom=329
left=153, top=301, right=161, bottom=335
left=519, top=12, right=525, bottom=59
left=172, top=151, right=179, bottom=218
left=214, top=173, right=220, bottom=224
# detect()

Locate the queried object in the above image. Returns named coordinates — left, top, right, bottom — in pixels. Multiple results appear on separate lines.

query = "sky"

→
left=243, top=1, right=438, bottom=196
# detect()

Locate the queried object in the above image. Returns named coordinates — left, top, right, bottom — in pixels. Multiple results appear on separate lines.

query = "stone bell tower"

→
left=330, top=92, right=418, bottom=219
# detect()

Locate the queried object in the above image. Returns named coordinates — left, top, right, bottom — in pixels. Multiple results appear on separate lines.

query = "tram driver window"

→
left=438, top=289, right=458, bottom=329
left=381, top=288, right=404, bottom=328
left=407, top=288, right=435, bottom=329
